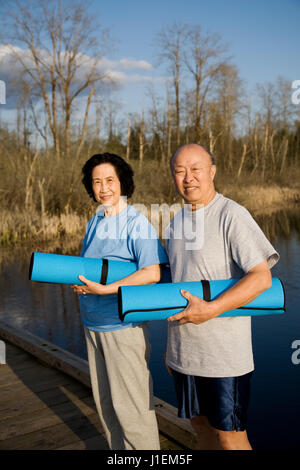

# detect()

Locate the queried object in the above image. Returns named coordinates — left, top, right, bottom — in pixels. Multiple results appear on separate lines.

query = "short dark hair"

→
left=82, top=153, right=135, bottom=201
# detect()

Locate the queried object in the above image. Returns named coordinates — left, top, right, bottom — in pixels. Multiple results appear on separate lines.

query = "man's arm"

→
left=167, top=260, right=272, bottom=325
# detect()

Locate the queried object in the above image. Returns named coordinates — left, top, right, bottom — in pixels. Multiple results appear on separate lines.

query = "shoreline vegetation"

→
left=1, top=173, right=300, bottom=248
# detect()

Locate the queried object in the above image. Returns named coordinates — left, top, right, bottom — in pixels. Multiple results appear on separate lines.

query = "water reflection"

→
left=0, top=244, right=86, bottom=357
left=254, top=206, right=300, bottom=243
left=0, top=206, right=300, bottom=450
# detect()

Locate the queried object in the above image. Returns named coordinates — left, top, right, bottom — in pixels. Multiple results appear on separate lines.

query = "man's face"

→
left=171, top=146, right=216, bottom=206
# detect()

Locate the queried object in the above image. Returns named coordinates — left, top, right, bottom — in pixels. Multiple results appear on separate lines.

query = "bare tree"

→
left=1, top=0, right=113, bottom=158
left=126, top=119, right=131, bottom=160
left=183, top=25, right=228, bottom=143
left=138, top=110, right=146, bottom=167
left=256, top=82, right=276, bottom=133
left=275, top=76, right=297, bottom=131
left=147, top=83, right=166, bottom=162
left=156, top=22, right=186, bottom=146
left=216, top=64, right=244, bottom=170
left=166, top=85, right=173, bottom=159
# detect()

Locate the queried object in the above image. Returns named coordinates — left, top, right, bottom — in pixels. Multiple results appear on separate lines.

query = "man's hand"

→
left=167, top=289, right=217, bottom=325
left=167, top=261, right=273, bottom=325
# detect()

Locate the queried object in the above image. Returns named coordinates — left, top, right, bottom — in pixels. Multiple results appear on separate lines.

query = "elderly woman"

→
left=72, top=153, right=168, bottom=450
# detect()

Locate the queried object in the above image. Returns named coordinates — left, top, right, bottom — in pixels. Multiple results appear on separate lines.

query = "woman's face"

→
left=91, top=163, right=122, bottom=210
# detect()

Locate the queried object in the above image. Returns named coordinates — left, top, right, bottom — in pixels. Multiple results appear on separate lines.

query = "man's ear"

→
left=210, top=164, right=217, bottom=181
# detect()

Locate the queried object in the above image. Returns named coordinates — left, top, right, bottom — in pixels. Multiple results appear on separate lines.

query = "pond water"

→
left=0, top=207, right=300, bottom=450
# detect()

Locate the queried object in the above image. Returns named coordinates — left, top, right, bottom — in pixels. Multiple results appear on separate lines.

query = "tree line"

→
left=0, top=0, right=299, bottom=217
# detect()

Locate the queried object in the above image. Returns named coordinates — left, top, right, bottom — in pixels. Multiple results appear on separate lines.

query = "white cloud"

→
left=0, top=44, right=168, bottom=111
left=105, top=69, right=164, bottom=85
left=0, top=43, right=158, bottom=85
left=119, top=58, right=153, bottom=70
left=97, top=57, right=153, bottom=71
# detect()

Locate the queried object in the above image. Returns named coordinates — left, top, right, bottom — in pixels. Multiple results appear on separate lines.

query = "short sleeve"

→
left=128, top=213, right=168, bottom=269
left=227, top=204, right=279, bottom=273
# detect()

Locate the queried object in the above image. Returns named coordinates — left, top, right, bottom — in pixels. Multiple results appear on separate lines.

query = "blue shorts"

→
left=172, top=369, right=253, bottom=431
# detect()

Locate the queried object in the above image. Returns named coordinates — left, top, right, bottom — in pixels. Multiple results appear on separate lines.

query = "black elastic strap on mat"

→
left=28, top=253, right=34, bottom=280
left=100, top=259, right=108, bottom=285
left=201, top=280, right=211, bottom=302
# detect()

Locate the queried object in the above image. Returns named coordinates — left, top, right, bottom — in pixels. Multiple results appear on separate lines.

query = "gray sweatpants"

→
left=84, top=324, right=160, bottom=450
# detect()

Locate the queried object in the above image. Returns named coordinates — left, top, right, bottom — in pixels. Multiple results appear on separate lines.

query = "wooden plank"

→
left=0, top=361, right=73, bottom=388
left=0, top=320, right=196, bottom=449
left=0, top=395, right=96, bottom=441
left=0, top=380, right=89, bottom=407
left=56, top=434, right=109, bottom=451
left=159, top=433, right=184, bottom=450
left=0, top=342, right=185, bottom=451
left=154, top=398, right=196, bottom=450
left=0, top=321, right=91, bottom=387
left=0, top=412, right=105, bottom=450
left=3, top=343, right=34, bottom=362
left=0, top=382, right=92, bottom=421
left=0, top=359, right=52, bottom=381
left=0, top=369, right=77, bottom=395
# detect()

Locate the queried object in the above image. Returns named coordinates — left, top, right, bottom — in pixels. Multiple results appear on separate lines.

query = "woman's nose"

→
left=100, top=181, right=109, bottom=192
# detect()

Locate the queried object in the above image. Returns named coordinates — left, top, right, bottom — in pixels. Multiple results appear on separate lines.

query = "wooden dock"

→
left=0, top=321, right=197, bottom=450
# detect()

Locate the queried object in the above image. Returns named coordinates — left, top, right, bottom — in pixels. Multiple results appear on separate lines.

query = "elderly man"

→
left=164, top=143, right=279, bottom=450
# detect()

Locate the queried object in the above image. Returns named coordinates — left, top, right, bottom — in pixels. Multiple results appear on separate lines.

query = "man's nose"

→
left=184, top=170, right=194, bottom=183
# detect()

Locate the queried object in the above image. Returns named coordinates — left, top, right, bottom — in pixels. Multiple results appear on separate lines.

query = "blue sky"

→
left=0, top=0, right=299, bottom=128
left=87, top=0, right=300, bottom=114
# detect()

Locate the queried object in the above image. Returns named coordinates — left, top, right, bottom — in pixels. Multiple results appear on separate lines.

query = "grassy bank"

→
left=0, top=209, right=87, bottom=248
left=1, top=180, right=300, bottom=247
left=222, top=184, right=300, bottom=215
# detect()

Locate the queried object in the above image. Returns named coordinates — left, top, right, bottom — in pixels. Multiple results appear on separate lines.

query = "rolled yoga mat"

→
left=29, top=252, right=138, bottom=286
left=118, top=277, right=286, bottom=322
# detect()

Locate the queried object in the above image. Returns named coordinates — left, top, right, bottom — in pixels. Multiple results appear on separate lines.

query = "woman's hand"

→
left=72, top=264, right=162, bottom=297
left=72, top=275, right=109, bottom=296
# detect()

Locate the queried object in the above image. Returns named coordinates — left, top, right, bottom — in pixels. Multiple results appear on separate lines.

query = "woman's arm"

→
left=72, top=264, right=162, bottom=296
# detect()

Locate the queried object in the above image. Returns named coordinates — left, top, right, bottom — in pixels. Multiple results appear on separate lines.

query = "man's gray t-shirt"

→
left=165, top=193, right=279, bottom=378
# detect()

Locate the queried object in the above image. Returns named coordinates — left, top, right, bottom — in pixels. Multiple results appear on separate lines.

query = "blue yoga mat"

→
left=29, top=252, right=138, bottom=286
left=118, top=278, right=286, bottom=322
